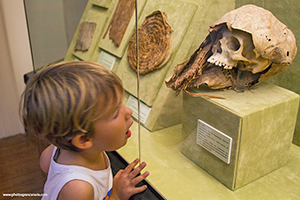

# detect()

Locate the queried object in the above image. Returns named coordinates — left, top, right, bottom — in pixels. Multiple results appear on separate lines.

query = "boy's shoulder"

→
left=40, top=144, right=55, bottom=173
left=57, top=179, right=94, bottom=200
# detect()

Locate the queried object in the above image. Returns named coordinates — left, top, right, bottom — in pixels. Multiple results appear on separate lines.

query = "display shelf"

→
left=107, top=151, right=166, bottom=200
left=118, top=122, right=300, bottom=200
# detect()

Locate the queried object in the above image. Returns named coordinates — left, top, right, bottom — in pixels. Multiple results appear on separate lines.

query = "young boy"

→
left=21, top=61, right=149, bottom=200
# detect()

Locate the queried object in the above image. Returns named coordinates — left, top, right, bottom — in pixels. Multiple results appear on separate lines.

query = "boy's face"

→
left=92, top=91, right=133, bottom=152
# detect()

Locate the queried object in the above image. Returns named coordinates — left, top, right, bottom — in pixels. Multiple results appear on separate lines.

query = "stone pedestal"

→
left=181, top=83, right=299, bottom=190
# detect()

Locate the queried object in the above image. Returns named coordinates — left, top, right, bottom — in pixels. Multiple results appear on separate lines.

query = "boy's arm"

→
left=57, top=180, right=94, bottom=200
left=40, top=144, right=55, bottom=173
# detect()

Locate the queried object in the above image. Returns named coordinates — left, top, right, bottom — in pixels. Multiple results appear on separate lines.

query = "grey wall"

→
left=24, top=0, right=88, bottom=70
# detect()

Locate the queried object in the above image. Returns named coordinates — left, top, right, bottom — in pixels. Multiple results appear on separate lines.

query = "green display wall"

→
left=235, top=0, right=300, bottom=146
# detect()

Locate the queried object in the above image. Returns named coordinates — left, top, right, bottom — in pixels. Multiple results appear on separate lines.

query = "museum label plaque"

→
left=126, top=95, right=151, bottom=124
left=197, top=119, right=232, bottom=164
left=97, top=50, right=116, bottom=70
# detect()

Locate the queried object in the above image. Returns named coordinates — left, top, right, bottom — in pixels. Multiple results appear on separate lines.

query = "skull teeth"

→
left=207, top=57, right=233, bottom=69
left=224, top=65, right=233, bottom=69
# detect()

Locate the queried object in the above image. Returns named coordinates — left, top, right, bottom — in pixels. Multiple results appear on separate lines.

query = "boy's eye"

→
left=113, top=108, right=120, bottom=119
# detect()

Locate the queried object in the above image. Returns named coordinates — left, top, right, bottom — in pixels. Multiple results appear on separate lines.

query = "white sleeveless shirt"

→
left=42, top=146, right=113, bottom=200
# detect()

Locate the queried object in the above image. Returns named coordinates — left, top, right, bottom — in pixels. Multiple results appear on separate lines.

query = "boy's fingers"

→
left=124, top=158, right=140, bottom=173
left=132, top=185, right=147, bottom=194
left=131, top=171, right=149, bottom=186
left=129, top=162, right=147, bottom=179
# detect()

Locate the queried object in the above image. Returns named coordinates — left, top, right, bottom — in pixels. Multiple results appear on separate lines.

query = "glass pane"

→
left=24, top=0, right=88, bottom=71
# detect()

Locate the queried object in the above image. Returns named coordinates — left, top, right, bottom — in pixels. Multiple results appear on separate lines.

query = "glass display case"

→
left=24, top=0, right=300, bottom=199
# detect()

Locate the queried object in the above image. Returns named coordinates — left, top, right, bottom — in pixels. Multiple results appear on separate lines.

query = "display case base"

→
left=181, top=83, right=299, bottom=190
left=107, top=151, right=166, bottom=200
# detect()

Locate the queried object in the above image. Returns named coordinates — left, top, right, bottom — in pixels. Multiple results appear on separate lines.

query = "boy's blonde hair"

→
left=22, top=61, right=123, bottom=152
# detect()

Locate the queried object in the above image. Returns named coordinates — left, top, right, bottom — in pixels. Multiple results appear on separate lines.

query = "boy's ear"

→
left=71, top=134, right=93, bottom=150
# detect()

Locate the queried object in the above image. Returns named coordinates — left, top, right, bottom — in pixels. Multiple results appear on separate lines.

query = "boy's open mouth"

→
left=126, top=130, right=131, bottom=138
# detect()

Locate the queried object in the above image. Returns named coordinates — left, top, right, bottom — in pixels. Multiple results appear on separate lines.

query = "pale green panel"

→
left=115, top=0, right=198, bottom=107
left=72, top=10, right=107, bottom=61
left=181, top=82, right=299, bottom=190
left=98, top=0, right=147, bottom=58
left=64, top=1, right=114, bottom=61
left=90, top=43, right=102, bottom=62
left=235, top=0, right=300, bottom=145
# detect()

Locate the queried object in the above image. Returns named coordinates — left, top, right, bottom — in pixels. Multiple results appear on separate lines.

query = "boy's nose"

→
left=128, top=107, right=133, bottom=116
left=125, top=106, right=133, bottom=119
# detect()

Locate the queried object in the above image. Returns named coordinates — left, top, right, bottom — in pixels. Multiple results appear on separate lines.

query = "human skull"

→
left=207, top=28, right=270, bottom=74
left=165, top=4, right=297, bottom=94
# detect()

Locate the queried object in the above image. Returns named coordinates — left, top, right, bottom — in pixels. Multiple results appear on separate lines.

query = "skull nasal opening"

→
left=216, top=41, right=222, bottom=53
left=227, top=36, right=241, bottom=51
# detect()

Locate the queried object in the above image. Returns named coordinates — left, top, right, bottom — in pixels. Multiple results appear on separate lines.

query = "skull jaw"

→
left=189, top=66, right=236, bottom=90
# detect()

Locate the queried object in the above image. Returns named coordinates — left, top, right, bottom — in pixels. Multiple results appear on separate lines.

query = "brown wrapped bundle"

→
left=128, top=10, right=173, bottom=75
left=74, top=22, right=96, bottom=51
left=103, top=0, right=135, bottom=47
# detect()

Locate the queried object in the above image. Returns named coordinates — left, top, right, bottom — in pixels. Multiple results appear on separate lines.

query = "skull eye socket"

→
left=227, top=36, right=241, bottom=51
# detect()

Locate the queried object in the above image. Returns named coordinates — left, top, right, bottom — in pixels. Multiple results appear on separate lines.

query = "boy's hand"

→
left=111, top=158, right=149, bottom=200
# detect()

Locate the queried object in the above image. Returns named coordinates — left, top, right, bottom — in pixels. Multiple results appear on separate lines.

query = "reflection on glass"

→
left=24, top=0, right=88, bottom=71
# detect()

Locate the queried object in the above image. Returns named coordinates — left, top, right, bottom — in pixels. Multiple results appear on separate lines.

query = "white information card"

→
left=197, top=119, right=232, bottom=164
left=126, top=95, right=151, bottom=124
left=97, top=51, right=116, bottom=70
